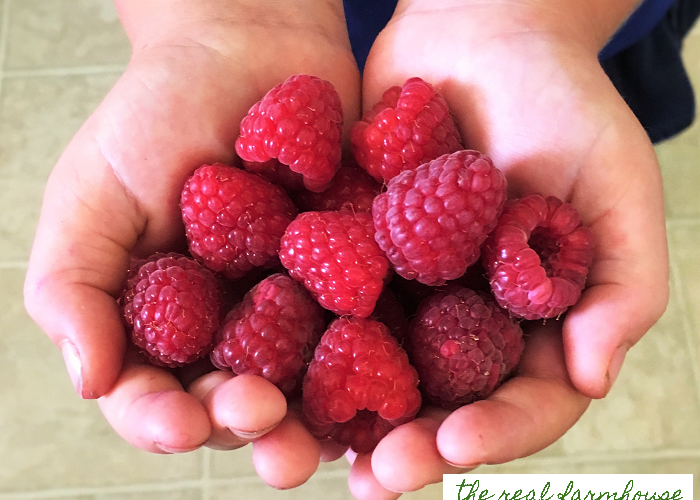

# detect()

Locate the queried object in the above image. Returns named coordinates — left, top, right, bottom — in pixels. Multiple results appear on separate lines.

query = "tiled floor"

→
left=0, top=1, right=698, bottom=499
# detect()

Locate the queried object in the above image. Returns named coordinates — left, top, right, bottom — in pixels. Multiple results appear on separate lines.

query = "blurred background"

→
left=0, top=1, right=699, bottom=499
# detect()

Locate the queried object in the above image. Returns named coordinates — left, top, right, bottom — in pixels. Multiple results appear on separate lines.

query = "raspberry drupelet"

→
left=235, top=74, right=343, bottom=192
left=210, top=273, right=326, bottom=395
left=407, top=286, right=524, bottom=409
left=302, top=317, right=421, bottom=454
left=279, top=210, right=390, bottom=318
left=120, top=252, right=222, bottom=368
left=292, top=164, right=381, bottom=213
left=373, top=150, right=507, bottom=286
left=181, top=163, right=298, bottom=281
left=351, top=77, right=462, bottom=183
left=482, top=194, right=595, bottom=319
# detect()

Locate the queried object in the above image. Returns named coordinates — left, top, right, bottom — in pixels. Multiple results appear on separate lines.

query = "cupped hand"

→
left=23, top=0, right=359, bottom=488
left=350, top=0, right=669, bottom=496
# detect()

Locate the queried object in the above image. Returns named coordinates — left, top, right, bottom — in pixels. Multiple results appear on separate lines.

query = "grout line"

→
left=2, top=64, right=127, bottom=79
left=666, top=217, right=700, bottom=228
left=490, top=448, right=700, bottom=469
left=0, top=260, right=28, bottom=269
left=0, top=480, right=205, bottom=499
left=0, top=0, right=12, bottom=107
left=202, top=448, right=212, bottom=500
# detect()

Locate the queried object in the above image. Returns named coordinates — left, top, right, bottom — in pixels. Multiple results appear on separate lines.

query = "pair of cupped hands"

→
left=23, top=0, right=669, bottom=498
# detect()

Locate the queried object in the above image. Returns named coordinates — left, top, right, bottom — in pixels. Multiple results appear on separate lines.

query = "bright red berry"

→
left=235, top=74, right=343, bottom=192
left=350, top=77, right=462, bottom=183
left=302, top=317, right=421, bottom=453
left=121, top=253, right=222, bottom=367
left=181, top=164, right=298, bottom=281
left=210, top=273, right=325, bottom=395
left=407, top=286, right=524, bottom=409
left=373, top=150, right=507, bottom=286
left=279, top=211, right=390, bottom=318
left=242, top=159, right=305, bottom=192
left=482, top=194, right=594, bottom=319
left=292, top=164, right=381, bottom=213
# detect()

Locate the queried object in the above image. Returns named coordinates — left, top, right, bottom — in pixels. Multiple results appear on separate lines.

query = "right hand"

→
left=23, top=0, right=359, bottom=488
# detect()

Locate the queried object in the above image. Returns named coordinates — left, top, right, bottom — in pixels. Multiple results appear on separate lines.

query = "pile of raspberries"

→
left=120, top=74, right=594, bottom=454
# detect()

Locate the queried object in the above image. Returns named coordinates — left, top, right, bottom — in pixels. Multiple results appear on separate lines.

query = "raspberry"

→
left=181, top=164, right=297, bottom=280
left=302, top=317, right=421, bottom=453
left=210, top=273, right=325, bottom=395
left=373, top=150, right=507, bottom=286
left=121, top=253, right=222, bottom=367
left=235, top=74, right=343, bottom=192
left=482, top=194, right=594, bottom=319
left=407, top=286, right=524, bottom=409
left=279, top=211, right=390, bottom=318
left=242, top=159, right=305, bottom=192
left=350, top=77, right=462, bottom=183
left=292, top=164, right=381, bottom=213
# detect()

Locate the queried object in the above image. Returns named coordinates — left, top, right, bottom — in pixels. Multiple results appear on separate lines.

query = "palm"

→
left=348, top=4, right=669, bottom=497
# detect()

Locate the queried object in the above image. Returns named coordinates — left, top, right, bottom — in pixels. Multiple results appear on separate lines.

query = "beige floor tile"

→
left=209, top=447, right=257, bottom=480
left=210, top=475, right=354, bottom=500
left=4, top=0, right=130, bottom=70
left=556, top=280, right=700, bottom=454
left=0, top=178, right=44, bottom=262
left=0, top=74, right=120, bottom=182
left=669, top=224, right=700, bottom=363
left=0, top=268, right=205, bottom=492
left=97, top=489, right=202, bottom=500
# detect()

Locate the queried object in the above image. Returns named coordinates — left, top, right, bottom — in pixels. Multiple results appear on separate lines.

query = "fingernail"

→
left=61, top=340, right=83, bottom=397
left=155, top=443, right=199, bottom=454
left=606, top=345, right=628, bottom=393
left=445, top=459, right=481, bottom=471
left=229, top=423, right=278, bottom=441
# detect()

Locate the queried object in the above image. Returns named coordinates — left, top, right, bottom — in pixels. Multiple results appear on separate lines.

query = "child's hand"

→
left=23, top=0, right=359, bottom=488
left=351, top=0, right=669, bottom=496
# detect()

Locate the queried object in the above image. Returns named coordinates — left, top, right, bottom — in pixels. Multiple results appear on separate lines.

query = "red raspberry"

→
left=407, top=286, right=524, bottom=409
left=302, top=317, right=421, bottom=453
left=292, top=164, right=381, bottom=213
left=242, top=159, right=305, bottom=192
left=350, top=77, right=462, bottom=183
left=373, top=150, right=507, bottom=286
left=482, top=194, right=594, bottom=319
left=181, top=164, right=297, bottom=281
left=121, top=253, right=222, bottom=367
left=279, top=211, right=390, bottom=318
left=235, top=74, right=343, bottom=192
left=210, top=273, right=325, bottom=395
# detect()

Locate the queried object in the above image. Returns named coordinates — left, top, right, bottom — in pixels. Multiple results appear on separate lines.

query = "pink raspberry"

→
left=181, top=164, right=297, bottom=281
left=210, top=273, right=326, bottom=395
left=302, top=317, right=421, bottom=453
left=242, top=159, right=305, bottom=192
left=407, top=286, right=524, bottom=409
left=373, top=150, right=507, bottom=286
left=279, top=211, right=390, bottom=318
left=482, top=194, right=595, bottom=319
left=235, top=74, right=343, bottom=192
left=292, top=164, right=381, bottom=213
left=350, top=77, right=462, bottom=183
left=121, top=253, right=222, bottom=367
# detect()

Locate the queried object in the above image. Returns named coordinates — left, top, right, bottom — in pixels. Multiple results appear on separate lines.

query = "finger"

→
left=24, top=134, right=146, bottom=399
left=371, top=409, right=465, bottom=493
left=437, top=322, right=590, bottom=467
left=189, top=372, right=287, bottom=450
left=97, top=356, right=211, bottom=453
left=252, top=410, right=321, bottom=489
left=348, top=453, right=402, bottom=500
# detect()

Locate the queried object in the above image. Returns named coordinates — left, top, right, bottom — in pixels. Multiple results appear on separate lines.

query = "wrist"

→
left=395, top=0, right=641, bottom=55
left=115, top=0, right=348, bottom=52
